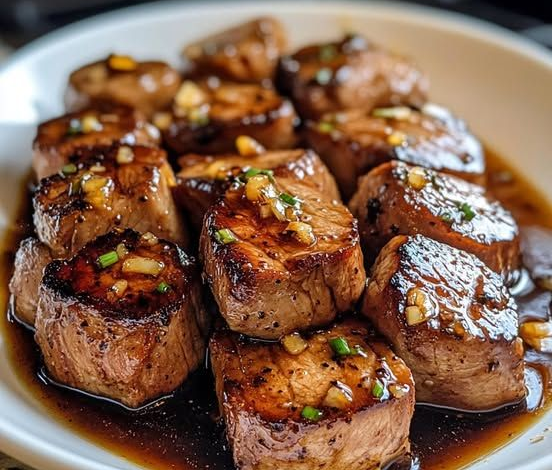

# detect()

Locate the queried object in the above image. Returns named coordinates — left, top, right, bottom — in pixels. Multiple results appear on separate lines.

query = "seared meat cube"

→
left=35, top=229, right=209, bottom=408
left=174, top=148, right=340, bottom=228
left=183, top=17, right=286, bottom=83
left=277, top=34, right=428, bottom=119
left=348, top=161, right=520, bottom=277
left=33, top=144, right=187, bottom=257
left=304, top=104, right=484, bottom=199
left=160, top=79, right=298, bottom=154
left=200, top=172, right=365, bottom=339
left=33, top=106, right=160, bottom=181
left=8, top=238, right=52, bottom=327
left=210, top=318, right=415, bottom=470
left=363, top=234, right=525, bottom=411
left=65, top=55, right=182, bottom=118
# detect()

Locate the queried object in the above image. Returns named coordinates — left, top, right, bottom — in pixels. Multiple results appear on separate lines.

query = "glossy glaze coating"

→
left=277, top=34, right=428, bottom=119
left=210, top=318, right=414, bottom=469
left=349, top=160, right=520, bottom=276
left=363, top=234, right=526, bottom=410
left=304, top=104, right=484, bottom=199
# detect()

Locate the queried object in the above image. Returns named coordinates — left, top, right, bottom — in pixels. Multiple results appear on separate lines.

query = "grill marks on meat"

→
left=174, top=148, right=340, bottom=228
left=349, top=161, right=520, bottom=277
left=362, top=234, right=525, bottom=411
left=8, top=238, right=52, bottom=327
left=65, top=57, right=182, bottom=118
left=304, top=104, right=484, bottom=199
left=33, top=106, right=160, bottom=181
left=35, top=229, right=209, bottom=408
left=277, top=34, right=428, bottom=120
left=183, top=17, right=287, bottom=83
left=162, top=79, right=298, bottom=154
left=210, top=318, right=415, bottom=470
left=200, top=175, right=365, bottom=339
left=33, top=144, right=187, bottom=257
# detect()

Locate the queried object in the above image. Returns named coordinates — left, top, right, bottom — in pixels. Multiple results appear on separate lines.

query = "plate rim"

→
left=0, top=1, right=551, bottom=469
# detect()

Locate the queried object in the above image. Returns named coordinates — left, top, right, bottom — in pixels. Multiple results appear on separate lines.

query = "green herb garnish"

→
left=317, top=121, right=334, bottom=134
left=329, top=337, right=352, bottom=356
left=372, top=106, right=412, bottom=120
left=214, top=228, right=238, bottom=245
left=372, top=379, right=385, bottom=399
left=96, top=251, right=119, bottom=269
left=319, top=44, right=337, bottom=62
left=156, top=281, right=171, bottom=294
left=62, top=163, right=77, bottom=175
left=458, top=202, right=476, bottom=221
left=279, top=193, right=299, bottom=206
left=301, top=405, right=323, bottom=422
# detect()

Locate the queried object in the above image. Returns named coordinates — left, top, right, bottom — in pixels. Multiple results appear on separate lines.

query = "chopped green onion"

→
left=315, top=67, right=332, bottom=86
left=215, top=228, right=238, bottom=245
left=441, top=212, right=453, bottom=225
left=66, top=119, right=82, bottom=135
left=329, top=337, right=352, bottom=356
left=279, top=193, right=299, bottom=206
left=243, top=168, right=275, bottom=183
left=458, top=202, right=476, bottom=221
left=301, top=405, right=323, bottom=422
left=319, top=44, right=337, bottom=62
left=372, top=379, right=385, bottom=399
left=62, top=163, right=77, bottom=175
left=317, top=121, right=334, bottom=134
left=156, top=281, right=171, bottom=294
left=96, top=251, right=119, bottom=269
left=372, top=106, right=412, bottom=120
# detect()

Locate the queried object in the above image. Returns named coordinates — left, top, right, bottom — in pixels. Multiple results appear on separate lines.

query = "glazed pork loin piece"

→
left=32, top=105, right=160, bottom=181
left=158, top=78, right=298, bottom=155
left=303, top=103, right=485, bottom=199
left=174, top=145, right=340, bottom=229
left=183, top=17, right=287, bottom=83
left=210, top=318, right=415, bottom=470
left=200, top=170, right=366, bottom=339
left=35, top=229, right=209, bottom=409
left=277, top=33, right=428, bottom=120
left=348, top=161, right=520, bottom=279
left=33, top=143, right=188, bottom=258
left=363, top=234, right=526, bottom=411
left=9, top=237, right=52, bottom=327
left=65, top=54, right=182, bottom=119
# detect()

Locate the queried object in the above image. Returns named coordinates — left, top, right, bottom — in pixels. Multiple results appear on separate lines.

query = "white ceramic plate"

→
left=0, top=1, right=551, bottom=469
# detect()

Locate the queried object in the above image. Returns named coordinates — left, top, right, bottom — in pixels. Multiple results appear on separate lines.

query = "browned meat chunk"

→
left=33, top=106, right=160, bottom=181
left=183, top=17, right=286, bottom=83
left=35, top=229, right=209, bottom=408
left=210, top=318, right=415, bottom=470
left=362, top=234, right=526, bottom=411
left=277, top=34, right=428, bottom=119
left=160, top=79, right=298, bottom=154
left=200, top=172, right=365, bottom=339
left=304, top=104, right=484, bottom=199
left=8, top=238, right=52, bottom=327
left=174, top=147, right=340, bottom=228
left=33, top=144, right=187, bottom=257
left=65, top=55, right=182, bottom=118
left=348, top=161, right=520, bottom=278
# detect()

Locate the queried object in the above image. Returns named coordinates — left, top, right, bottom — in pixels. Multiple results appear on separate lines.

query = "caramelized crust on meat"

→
left=33, top=144, right=187, bottom=257
left=200, top=175, right=366, bottom=339
left=35, top=229, right=209, bottom=408
left=33, top=106, right=160, bottom=181
left=277, top=34, right=428, bottom=119
left=162, top=79, right=298, bottom=154
left=65, top=57, right=182, bottom=118
left=304, top=104, right=484, bottom=199
left=210, top=318, right=415, bottom=470
left=183, top=17, right=287, bottom=83
left=363, top=235, right=526, bottom=411
left=174, top=148, right=340, bottom=228
left=348, top=161, right=520, bottom=277
left=8, top=238, right=52, bottom=327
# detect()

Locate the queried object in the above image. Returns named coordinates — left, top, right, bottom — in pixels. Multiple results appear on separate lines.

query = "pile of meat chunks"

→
left=9, top=16, right=530, bottom=470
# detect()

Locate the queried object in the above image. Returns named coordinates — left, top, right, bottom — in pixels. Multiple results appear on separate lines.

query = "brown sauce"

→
left=1, top=149, right=551, bottom=470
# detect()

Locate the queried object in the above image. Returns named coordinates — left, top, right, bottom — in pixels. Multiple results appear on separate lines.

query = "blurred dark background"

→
left=0, top=0, right=551, bottom=50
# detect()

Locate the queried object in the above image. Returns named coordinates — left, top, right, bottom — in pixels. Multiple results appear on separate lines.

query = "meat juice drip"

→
left=1, top=148, right=552, bottom=470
